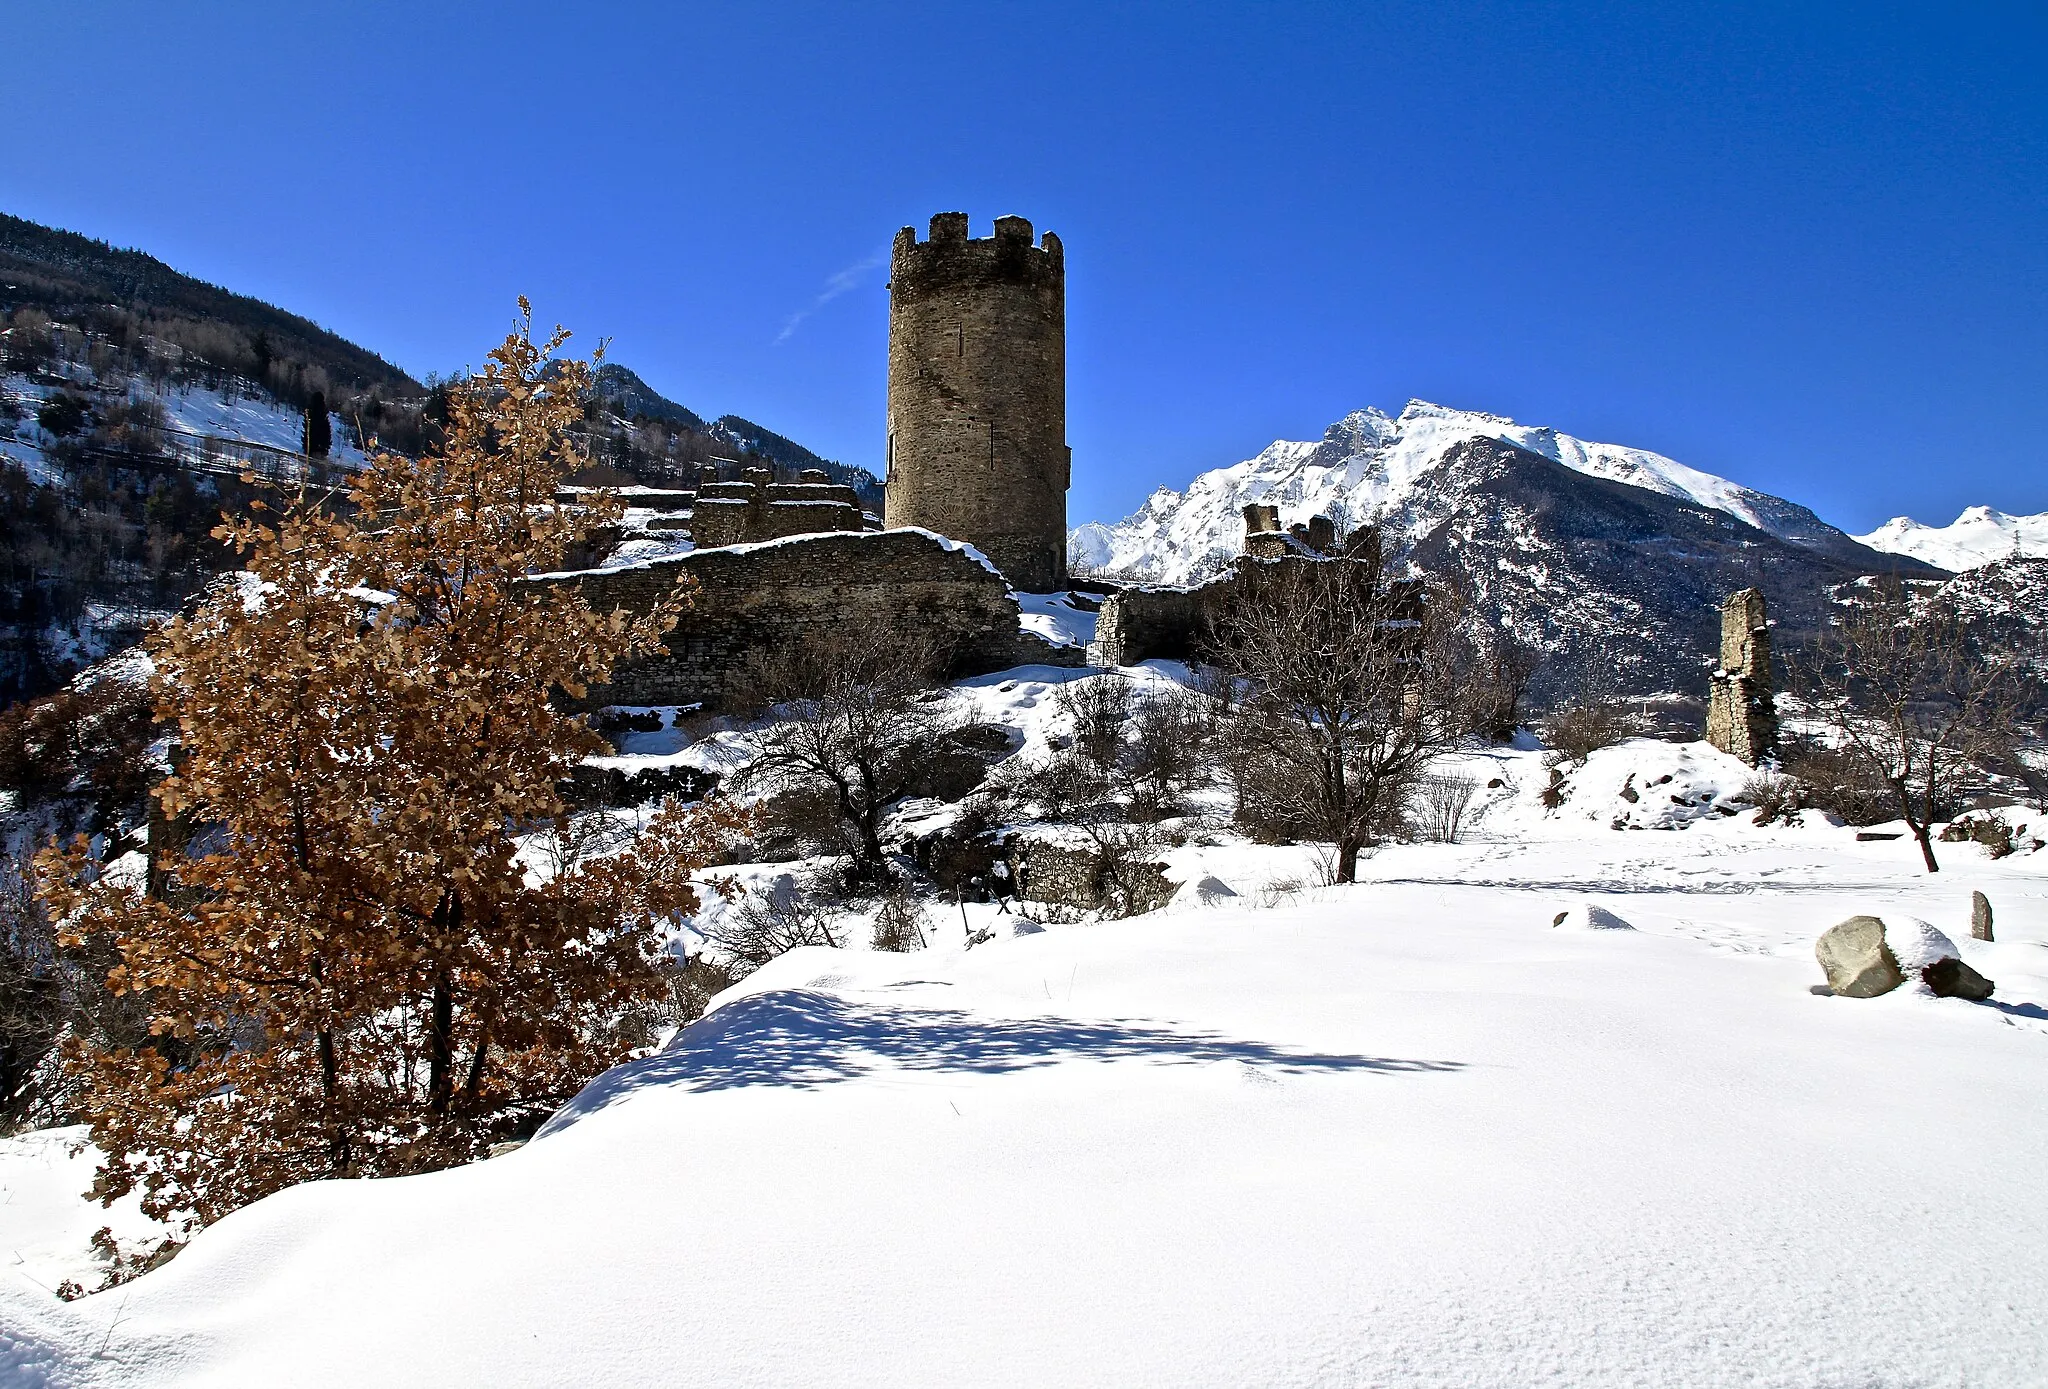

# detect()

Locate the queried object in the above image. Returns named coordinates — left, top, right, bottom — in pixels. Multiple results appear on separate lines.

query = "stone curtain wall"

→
left=543, top=529, right=1078, bottom=711
left=1090, top=585, right=1212, bottom=666
left=885, top=213, right=1069, bottom=592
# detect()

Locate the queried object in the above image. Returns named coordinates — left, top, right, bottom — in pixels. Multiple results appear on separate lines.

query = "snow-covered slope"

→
left=5, top=734, right=2046, bottom=1386
left=1071, top=400, right=1868, bottom=585
left=1856, top=505, right=2048, bottom=572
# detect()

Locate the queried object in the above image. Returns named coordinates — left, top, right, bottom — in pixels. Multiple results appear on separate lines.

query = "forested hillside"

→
left=0, top=212, right=871, bottom=701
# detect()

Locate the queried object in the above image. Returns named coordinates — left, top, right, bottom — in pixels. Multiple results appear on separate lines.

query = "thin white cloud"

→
left=773, top=248, right=888, bottom=345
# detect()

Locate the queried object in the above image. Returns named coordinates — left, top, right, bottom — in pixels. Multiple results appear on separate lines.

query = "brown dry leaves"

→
left=40, top=305, right=745, bottom=1227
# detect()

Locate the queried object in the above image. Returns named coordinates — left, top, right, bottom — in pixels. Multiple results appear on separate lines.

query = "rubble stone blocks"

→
left=1008, top=836, right=1179, bottom=917
left=885, top=213, right=1070, bottom=592
left=1971, top=890, right=1995, bottom=942
left=1922, top=956, right=1996, bottom=1001
left=1704, top=587, right=1777, bottom=765
left=1089, top=510, right=1403, bottom=667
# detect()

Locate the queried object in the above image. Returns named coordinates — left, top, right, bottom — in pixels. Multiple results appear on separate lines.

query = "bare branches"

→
left=733, top=625, right=955, bottom=881
left=1788, top=578, right=2024, bottom=873
left=1206, top=559, right=1464, bottom=882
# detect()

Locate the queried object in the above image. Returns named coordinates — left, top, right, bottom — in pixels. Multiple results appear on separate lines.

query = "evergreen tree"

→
left=41, top=302, right=742, bottom=1227
left=302, top=390, right=331, bottom=457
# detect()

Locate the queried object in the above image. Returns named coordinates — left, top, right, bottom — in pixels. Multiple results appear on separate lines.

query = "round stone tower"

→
left=885, top=212, right=1069, bottom=592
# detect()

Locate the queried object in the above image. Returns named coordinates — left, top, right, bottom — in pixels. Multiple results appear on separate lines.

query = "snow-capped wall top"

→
left=1070, top=399, right=1849, bottom=585
left=1855, top=506, right=2048, bottom=573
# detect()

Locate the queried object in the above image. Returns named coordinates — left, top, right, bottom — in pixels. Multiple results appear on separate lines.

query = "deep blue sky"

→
left=4, top=1, right=2043, bottom=531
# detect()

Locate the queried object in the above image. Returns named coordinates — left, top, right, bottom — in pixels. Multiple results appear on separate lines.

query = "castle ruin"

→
left=1704, top=587, right=1777, bottom=764
left=689, top=466, right=874, bottom=548
left=885, top=213, right=1070, bottom=592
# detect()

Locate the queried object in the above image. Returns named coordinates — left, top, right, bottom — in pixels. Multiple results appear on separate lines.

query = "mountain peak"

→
left=1856, top=505, right=2048, bottom=571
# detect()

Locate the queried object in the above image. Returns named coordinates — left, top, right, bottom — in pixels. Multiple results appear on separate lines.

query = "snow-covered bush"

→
left=1539, top=701, right=1638, bottom=763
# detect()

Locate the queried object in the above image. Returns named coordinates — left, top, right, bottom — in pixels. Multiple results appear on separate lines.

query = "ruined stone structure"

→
left=1241, top=504, right=1338, bottom=561
left=1090, top=510, right=1390, bottom=666
left=690, top=466, right=875, bottom=549
left=544, top=528, right=1080, bottom=712
left=886, top=212, right=1069, bottom=593
left=1705, top=587, right=1776, bottom=764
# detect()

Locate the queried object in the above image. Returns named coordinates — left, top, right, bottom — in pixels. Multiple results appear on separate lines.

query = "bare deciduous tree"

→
left=1207, top=558, right=1465, bottom=883
left=1789, top=578, right=2023, bottom=873
left=734, top=627, right=955, bottom=882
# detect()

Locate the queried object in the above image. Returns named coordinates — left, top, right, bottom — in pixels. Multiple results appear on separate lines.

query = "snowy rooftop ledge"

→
left=525, top=524, right=1004, bottom=582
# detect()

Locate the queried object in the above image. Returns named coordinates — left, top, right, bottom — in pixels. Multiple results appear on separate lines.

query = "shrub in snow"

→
left=1538, top=701, right=1638, bottom=763
left=1739, top=770, right=1803, bottom=826
left=1410, top=774, right=1479, bottom=843
left=870, top=888, right=928, bottom=952
left=733, top=625, right=959, bottom=884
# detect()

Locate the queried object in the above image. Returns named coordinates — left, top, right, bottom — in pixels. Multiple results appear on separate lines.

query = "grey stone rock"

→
left=1971, top=890, right=1995, bottom=943
left=1814, top=915, right=1906, bottom=998
left=1922, top=956, right=1995, bottom=1001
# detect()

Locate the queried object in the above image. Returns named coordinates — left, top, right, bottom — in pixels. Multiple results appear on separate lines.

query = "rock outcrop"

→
left=1815, top=914, right=1994, bottom=1000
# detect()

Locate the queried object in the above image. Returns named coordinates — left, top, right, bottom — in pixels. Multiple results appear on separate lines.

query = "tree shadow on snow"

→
left=544, top=989, right=1462, bottom=1133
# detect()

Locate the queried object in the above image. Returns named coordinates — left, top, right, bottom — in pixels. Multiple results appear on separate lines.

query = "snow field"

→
left=1857, top=505, right=2048, bottom=572
left=5, top=663, right=2047, bottom=1386
left=3, top=761, right=2043, bottom=1384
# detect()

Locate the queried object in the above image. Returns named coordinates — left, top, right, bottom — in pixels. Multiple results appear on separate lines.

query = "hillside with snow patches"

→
left=1856, top=505, right=2048, bottom=572
left=3, top=665, right=2045, bottom=1386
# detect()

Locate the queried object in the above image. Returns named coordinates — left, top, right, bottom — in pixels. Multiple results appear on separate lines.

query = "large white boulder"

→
left=1814, top=914, right=1993, bottom=1000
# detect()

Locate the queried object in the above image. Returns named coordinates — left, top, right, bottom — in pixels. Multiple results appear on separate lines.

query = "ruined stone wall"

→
left=544, top=528, right=1076, bottom=711
left=687, top=473, right=872, bottom=549
left=886, top=212, right=1069, bottom=593
left=1090, top=585, right=1213, bottom=666
left=1097, top=549, right=1417, bottom=667
left=1705, top=587, right=1777, bottom=764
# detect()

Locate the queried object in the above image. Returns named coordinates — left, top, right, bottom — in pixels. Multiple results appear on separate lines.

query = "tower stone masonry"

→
left=885, top=212, right=1070, bottom=592
left=1705, top=587, right=1777, bottom=765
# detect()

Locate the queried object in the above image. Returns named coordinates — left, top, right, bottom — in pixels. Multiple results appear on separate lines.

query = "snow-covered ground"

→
left=4, top=661, right=2044, bottom=1384
left=5, top=701, right=2045, bottom=1385
left=1857, top=504, right=2048, bottom=572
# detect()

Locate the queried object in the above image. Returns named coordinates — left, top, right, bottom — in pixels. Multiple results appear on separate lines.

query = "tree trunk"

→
left=317, top=1025, right=345, bottom=1173
left=462, top=1024, right=490, bottom=1104
left=427, top=971, right=454, bottom=1117
left=1336, top=836, right=1360, bottom=884
left=1912, top=825, right=1940, bottom=874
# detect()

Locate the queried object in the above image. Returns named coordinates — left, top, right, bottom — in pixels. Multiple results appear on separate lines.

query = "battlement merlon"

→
left=891, top=214, right=1065, bottom=283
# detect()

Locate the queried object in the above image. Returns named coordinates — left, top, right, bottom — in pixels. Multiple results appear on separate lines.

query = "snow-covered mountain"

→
left=1855, top=506, right=2048, bottom=573
left=1071, top=400, right=1874, bottom=585
left=1072, top=401, right=1939, bottom=698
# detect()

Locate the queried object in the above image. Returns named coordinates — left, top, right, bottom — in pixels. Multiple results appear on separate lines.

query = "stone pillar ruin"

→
left=885, top=212, right=1069, bottom=592
left=1705, top=587, right=1777, bottom=764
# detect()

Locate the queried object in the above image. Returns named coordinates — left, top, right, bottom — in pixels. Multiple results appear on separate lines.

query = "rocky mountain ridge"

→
left=1070, top=401, right=1951, bottom=699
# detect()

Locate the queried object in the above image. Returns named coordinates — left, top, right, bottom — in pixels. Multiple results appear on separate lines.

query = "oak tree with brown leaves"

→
left=39, top=305, right=741, bottom=1228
